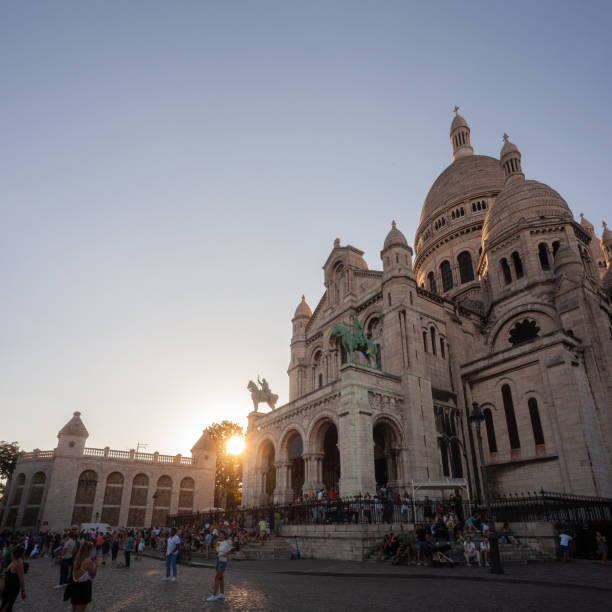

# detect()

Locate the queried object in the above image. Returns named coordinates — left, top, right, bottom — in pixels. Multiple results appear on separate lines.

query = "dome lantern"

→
left=500, top=133, right=524, bottom=184
left=450, top=106, right=474, bottom=161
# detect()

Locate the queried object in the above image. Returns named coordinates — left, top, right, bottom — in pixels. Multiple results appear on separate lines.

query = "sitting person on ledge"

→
left=499, top=523, right=519, bottom=547
left=463, top=535, right=481, bottom=567
left=391, top=537, right=412, bottom=565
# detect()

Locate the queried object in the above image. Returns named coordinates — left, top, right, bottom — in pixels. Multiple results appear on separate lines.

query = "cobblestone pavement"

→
left=14, top=556, right=612, bottom=611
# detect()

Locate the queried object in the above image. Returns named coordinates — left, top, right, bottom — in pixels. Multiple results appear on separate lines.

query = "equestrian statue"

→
left=247, top=375, right=278, bottom=412
left=330, top=317, right=379, bottom=369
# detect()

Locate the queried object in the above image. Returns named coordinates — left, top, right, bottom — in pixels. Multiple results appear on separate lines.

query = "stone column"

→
left=337, top=365, right=377, bottom=497
left=302, top=453, right=324, bottom=496
left=273, top=461, right=292, bottom=504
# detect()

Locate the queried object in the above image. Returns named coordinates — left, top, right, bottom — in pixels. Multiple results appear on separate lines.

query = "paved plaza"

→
left=14, top=555, right=612, bottom=611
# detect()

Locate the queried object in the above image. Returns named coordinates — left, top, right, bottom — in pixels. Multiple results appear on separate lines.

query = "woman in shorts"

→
left=206, top=532, right=232, bottom=602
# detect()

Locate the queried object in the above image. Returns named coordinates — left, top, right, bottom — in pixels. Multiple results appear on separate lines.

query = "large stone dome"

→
left=483, top=179, right=573, bottom=246
left=419, top=155, right=505, bottom=224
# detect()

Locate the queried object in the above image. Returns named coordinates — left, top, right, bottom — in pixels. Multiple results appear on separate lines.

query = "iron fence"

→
left=167, top=490, right=612, bottom=530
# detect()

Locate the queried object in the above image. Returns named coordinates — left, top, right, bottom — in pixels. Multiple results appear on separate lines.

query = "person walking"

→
left=54, top=533, right=76, bottom=589
left=162, top=528, right=180, bottom=582
left=0, top=545, right=26, bottom=611
left=69, top=541, right=98, bottom=612
left=124, top=532, right=134, bottom=568
left=101, top=534, right=110, bottom=566
left=111, top=535, right=119, bottom=566
left=559, top=529, right=573, bottom=562
left=206, top=531, right=232, bottom=602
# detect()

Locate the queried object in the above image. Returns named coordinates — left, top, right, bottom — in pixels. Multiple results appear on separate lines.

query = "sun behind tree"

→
left=226, top=435, right=245, bottom=455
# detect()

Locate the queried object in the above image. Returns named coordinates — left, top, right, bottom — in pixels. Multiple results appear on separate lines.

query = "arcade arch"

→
left=309, top=418, right=340, bottom=491
left=372, top=418, right=403, bottom=488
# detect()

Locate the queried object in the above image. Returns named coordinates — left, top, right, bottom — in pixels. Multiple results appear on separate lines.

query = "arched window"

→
left=128, top=474, right=149, bottom=527
left=552, top=241, right=560, bottom=258
left=427, top=271, right=437, bottom=294
left=450, top=440, right=463, bottom=477
left=101, top=472, right=124, bottom=526
left=501, top=385, right=520, bottom=449
left=440, top=260, right=453, bottom=292
left=528, top=398, right=545, bottom=445
left=483, top=409, right=498, bottom=453
left=457, top=251, right=474, bottom=283
left=71, top=470, right=98, bottom=525
left=500, top=258, right=512, bottom=285
left=152, top=475, right=173, bottom=527
left=430, top=327, right=436, bottom=355
left=538, top=243, right=550, bottom=271
left=422, top=331, right=428, bottom=353
left=511, top=251, right=524, bottom=278
left=178, top=477, right=195, bottom=513
left=440, top=337, right=445, bottom=358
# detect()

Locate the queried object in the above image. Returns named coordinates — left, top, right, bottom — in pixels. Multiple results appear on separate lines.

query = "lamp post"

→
left=468, top=401, right=504, bottom=575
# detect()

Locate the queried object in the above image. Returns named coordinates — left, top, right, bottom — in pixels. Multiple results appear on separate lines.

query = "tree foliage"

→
left=203, top=421, right=244, bottom=508
left=0, top=441, right=20, bottom=481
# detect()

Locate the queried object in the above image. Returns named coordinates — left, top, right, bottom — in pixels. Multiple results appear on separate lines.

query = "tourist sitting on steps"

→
left=391, top=538, right=412, bottom=565
left=463, top=535, right=481, bottom=567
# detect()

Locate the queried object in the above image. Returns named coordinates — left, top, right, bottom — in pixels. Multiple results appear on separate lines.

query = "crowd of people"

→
left=0, top=519, right=248, bottom=608
left=0, top=507, right=608, bottom=608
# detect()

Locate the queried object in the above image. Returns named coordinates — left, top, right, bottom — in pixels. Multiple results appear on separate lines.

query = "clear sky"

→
left=2, top=1, right=611, bottom=457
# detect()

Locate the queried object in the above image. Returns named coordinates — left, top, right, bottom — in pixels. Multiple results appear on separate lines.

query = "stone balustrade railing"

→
left=19, top=447, right=194, bottom=465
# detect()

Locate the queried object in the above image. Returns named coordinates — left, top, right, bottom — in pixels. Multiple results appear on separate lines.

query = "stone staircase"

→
left=231, top=537, right=294, bottom=561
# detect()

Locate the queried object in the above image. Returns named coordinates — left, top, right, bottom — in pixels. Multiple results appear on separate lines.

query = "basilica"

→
left=241, top=111, right=612, bottom=507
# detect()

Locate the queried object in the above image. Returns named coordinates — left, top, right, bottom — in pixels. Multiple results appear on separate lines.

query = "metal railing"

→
left=166, top=490, right=612, bottom=530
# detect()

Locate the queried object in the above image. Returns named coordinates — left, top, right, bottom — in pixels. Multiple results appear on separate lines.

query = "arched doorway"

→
left=322, top=423, right=340, bottom=490
left=309, top=418, right=341, bottom=493
left=373, top=421, right=401, bottom=488
left=287, top=433, right=304, bottom=499
left=258, top=440, right=276, bottom=502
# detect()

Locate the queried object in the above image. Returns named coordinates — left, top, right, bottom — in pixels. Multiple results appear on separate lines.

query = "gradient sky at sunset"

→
left=2, top=1, right=611, bottom=456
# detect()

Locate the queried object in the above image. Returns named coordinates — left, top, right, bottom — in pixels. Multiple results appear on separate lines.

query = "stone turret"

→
left=450, top=107, right=474, bottom=160
left=288, top=295, right=312, bottom=401
left=191, top=431, right=216, bottom=467
left=56, top=411, right=89, bottom=456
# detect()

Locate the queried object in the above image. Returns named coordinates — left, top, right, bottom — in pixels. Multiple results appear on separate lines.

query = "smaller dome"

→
left=58, top=411, right=89, bottom=438
left=483, top=180, right=572, bottom=246
left=500, top=133, right=519, bottom=158
left=579, top=213, right=594, bottom=232
left=191, top=430, right=216, bottom=453
left=450, top=113, right=468, bottom=134
left=383, top=220, right=408, bottom=250
left=601, top=221, right=612, bottom=244
left=293, top=295, right=312, bottom=319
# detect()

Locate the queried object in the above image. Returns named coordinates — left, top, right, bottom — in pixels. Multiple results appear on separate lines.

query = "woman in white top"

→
left=70, top=541, right=98, bottom=611
left=206, top=532, right=232, bottom=602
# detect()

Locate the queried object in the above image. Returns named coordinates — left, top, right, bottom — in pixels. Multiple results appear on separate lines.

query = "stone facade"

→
left=242, top=112, right=612, bottom=507
left=0, top=412, right=216, bottom=531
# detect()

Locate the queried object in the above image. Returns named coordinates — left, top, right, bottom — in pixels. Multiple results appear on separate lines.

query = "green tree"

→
left=203, top=421, right=244, bottom=508
left=0, top=441, right=20, bottom=481
left=0, top=441, right=20, bottom=503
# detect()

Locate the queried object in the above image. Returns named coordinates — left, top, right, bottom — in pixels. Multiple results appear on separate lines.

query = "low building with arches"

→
left=0, top=412, right=216, bottom=531
left=242, top=111, right=612, bottom=506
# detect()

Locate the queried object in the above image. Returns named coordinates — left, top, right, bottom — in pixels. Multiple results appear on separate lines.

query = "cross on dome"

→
left=453, top=105, right=459, bottom=115
left=391, top=220, right=396, bottom=229
left=503, top=133, right=509, bottom=142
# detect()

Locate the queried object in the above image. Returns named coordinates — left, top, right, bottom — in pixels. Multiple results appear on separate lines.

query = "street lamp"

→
left=468, top=401, right=504, bottom=575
